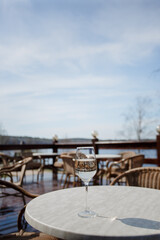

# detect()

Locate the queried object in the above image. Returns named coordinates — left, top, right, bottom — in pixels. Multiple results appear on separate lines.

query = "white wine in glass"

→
left=75, top=147, right=97, bottom=218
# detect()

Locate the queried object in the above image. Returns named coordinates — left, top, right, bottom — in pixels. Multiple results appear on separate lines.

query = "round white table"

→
left=25, top=186, right=160, bottom=239
left=32, top=152, right=59, bottom=158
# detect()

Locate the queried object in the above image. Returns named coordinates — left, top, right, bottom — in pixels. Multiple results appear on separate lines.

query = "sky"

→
left=0, top=0, right=160, bottom=140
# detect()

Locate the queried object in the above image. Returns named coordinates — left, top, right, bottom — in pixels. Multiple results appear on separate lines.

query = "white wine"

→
left=75, top=159, right=97, bottom=183
left=76, top=169, right=96, bottom=183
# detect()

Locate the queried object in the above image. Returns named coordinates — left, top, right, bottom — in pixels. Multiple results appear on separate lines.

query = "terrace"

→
left=0, top=134, right=160, bottom=238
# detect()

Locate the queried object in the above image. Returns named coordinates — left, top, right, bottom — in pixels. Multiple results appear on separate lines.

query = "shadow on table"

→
left=97, top=215, right=160, bottom=230
left=119, top=218, right=160, bottom=230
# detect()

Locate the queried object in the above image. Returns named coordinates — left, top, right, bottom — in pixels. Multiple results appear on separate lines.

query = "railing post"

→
left=52, top=135, right=58, bottom=153
left=91, top=131, right=99, bottom=154
left=52, top=135, right=58, bottom=180
left=156, top=134, right=160, bottom=166
left=92, top=133, right=99, bottom=185
left=92, top=137, right=99, bottom=154
left=20, top=140, right=25, bottom=157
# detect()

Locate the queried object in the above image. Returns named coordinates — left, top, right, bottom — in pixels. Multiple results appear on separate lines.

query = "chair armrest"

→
left=60, top=154, right=72, bottom=159
left=106, top=160, right=110, bottom=168
left=108, top=158, right=125, bottom=169
left=108, top=158, right=127, bottom=175
left=108, top=162, right=122, bottom=172
left=0, top=179, right=39, bottom=198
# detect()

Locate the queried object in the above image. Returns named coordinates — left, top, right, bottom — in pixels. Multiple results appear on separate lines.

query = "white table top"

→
left=25, top=186, right=160, bottom=240
left=32, top=152, right=59, bottom=158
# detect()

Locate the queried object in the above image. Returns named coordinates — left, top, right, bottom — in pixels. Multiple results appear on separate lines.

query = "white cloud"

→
left=0, top=73, right=126, bottom=97
left=1, top=0, right=160, bottom=73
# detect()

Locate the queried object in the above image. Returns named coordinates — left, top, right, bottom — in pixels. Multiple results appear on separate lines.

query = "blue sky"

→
left=0, top=0, right=160, bottom=140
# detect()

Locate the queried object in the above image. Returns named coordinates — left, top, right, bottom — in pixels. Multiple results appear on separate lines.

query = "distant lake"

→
left=5, top=148, right=158, bottom=167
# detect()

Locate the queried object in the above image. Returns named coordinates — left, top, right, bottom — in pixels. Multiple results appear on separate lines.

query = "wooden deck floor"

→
left=0, top=170, right=63, bottom=236
left=0, top=169, right=109, bottom=236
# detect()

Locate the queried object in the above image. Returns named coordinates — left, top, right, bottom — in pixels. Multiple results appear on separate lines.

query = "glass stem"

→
left=85, top=182, right=89, bottom=212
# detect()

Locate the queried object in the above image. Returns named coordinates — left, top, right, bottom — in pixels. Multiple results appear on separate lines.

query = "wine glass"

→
left=75, top=147, right=97, bottom=218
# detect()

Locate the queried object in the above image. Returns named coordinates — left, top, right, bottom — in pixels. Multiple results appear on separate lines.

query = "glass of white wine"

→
left=75, top=147, right=97, bottom=218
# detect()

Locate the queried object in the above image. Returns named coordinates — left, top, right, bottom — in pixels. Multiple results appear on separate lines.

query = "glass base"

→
left=78, top=209, right=96, bottom=218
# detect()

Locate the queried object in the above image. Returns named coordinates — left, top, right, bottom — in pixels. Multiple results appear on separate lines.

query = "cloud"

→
left=1, top=72, right=126, bottom=96
left=1, top=0, right=160, bottom=75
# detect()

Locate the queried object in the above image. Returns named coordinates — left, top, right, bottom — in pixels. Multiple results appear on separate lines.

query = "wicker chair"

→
left=0, top=157, right=33, bottom=187
left=60, top=152, right=81, bottom=188
left=107, top=153, right=144, bottom=184
left=0, top=179, right=61, bottom=240
left=100, top=151, right=136, bottom=185
left=60, top=151, right=103, bottom=186
left=53, top=157, right=64, bottom=180
left=0, top=152, right=15, bottom=167
left=110, top=167, right=160, bottom=189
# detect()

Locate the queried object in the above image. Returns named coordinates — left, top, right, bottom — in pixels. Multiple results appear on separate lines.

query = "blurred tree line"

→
left=0, top=123, right=51, bottom=145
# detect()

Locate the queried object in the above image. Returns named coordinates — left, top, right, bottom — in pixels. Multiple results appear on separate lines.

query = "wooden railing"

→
left=0, top=135, right=160, bottom=166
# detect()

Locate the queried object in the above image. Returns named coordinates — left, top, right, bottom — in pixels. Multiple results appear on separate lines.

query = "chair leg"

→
left=59, top=171, right=64, bottom=185
left=37, top=166, right=44, bottom=183
left=32, top=169, right=34, bottom=181
left=63, top=174, right=68, bottom=188
left=73, top=176, right=76, bottom=187
left=66, top=175, right=70, bottom=188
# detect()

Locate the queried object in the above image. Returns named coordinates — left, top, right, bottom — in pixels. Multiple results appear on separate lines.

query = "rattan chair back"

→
left=119, top=151, right=136, bottom=169
left=60, top=151, right=80, bottom=188
left=0, top=152, right=14, bottom=167
left=60, top=153, right=75, bottom=176
left=110, top=167, right=160, bottom=189
left=0, top=157, right=33, bottom=186
left=107, top=153, right=144, bottom=183
left=128, top=154, right=144, bottom=169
